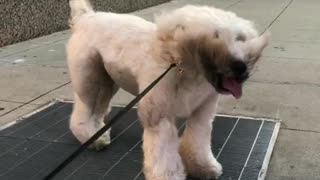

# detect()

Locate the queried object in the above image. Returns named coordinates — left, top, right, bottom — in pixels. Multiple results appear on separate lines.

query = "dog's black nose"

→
left=230, top=61, right=247, bottom=76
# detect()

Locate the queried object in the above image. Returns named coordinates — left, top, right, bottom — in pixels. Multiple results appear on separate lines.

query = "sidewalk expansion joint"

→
left=263, top=0, right=294, bottom=33
left=280, top=127, right=320, bottom=134
left=248, top=80, right=320, bottom=88
left=0, top=81, right=71, bottom=117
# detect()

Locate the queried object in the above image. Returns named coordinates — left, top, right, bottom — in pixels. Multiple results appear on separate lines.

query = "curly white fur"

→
left=67, top=0, right=269, bottom=179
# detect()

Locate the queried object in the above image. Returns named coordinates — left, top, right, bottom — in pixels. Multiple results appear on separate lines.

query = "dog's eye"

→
left=213, top=31, right=219, bottom=38
left=236, top=34, right=246, bottom=42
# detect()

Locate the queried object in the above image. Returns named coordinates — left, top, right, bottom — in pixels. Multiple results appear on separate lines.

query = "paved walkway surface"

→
left=0, top=0, right=319, bottom=179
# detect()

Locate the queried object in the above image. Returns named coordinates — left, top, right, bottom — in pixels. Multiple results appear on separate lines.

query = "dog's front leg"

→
left=138, top=98, right=185, bottom=180
left=142, top=119, right=185, bottom=180
left=179, top=94, right=222, bottom=179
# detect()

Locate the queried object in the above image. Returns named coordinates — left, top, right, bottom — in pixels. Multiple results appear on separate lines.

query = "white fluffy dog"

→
left=67, top=0, right=269, bottom=179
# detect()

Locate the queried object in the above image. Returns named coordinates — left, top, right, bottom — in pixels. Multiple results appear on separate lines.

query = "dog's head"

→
left=159, top=28, right=269, bottom=99
left=155, top=6, right=269, bottom=99
left=194, top=32, right=269, bottom=99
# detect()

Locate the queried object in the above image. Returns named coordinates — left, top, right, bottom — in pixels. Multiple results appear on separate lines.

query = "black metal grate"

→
left=0, top=101, right=279, bottom=180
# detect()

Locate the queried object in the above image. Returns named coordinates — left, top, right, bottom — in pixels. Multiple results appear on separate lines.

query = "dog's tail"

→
left=69, top=0, right=94, bottom=27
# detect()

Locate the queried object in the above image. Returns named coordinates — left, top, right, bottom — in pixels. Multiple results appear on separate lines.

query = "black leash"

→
left=43, top=64, right=176, bottom=180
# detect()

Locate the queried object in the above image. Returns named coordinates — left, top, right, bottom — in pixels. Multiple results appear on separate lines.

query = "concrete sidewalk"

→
left=1, top=0, right=320, bottom=179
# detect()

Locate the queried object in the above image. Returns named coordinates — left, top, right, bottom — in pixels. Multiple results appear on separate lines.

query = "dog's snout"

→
left=230, top=61, right=247, bottom=76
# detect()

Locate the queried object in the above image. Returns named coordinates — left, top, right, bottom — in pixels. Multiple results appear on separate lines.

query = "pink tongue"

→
left=223, top=79, right=242, bottom=99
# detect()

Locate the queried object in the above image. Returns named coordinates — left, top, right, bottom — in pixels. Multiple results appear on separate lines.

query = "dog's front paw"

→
left=144, top=169, right=185, bottom=180
left=144, top=158, right=185, bottom=180
left=88, top=129, right=111, bottom=151
left=183, top=156, right=223, bottom=179
left=198, top=160, right=222, bottom=180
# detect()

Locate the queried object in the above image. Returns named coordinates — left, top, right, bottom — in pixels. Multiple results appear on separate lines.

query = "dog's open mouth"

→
left=217, top=76, right=242, bottom=99
left=222, top=78, right=242, bottom=99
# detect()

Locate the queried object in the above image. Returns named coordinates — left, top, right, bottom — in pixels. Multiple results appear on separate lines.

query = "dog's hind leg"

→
left=68, top=45, right=118, bottom=151
left=179, top=94, right=223, bottom=179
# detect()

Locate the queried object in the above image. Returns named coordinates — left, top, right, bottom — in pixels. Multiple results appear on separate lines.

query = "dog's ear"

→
left=244, top=32, right=270, bottom=63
